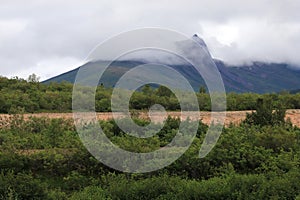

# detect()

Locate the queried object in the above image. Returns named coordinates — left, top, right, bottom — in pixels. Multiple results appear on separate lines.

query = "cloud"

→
left=202, top=18, right=300, bottom=65
left=0, top=0, right=300, bottom=80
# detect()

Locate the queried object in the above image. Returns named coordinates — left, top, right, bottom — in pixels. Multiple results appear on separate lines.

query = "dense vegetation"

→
left=1, top=75, right=300, bottom=199
left=1, top=76, right=300, bottom=113
left=1, top=105, right=300, bottom=199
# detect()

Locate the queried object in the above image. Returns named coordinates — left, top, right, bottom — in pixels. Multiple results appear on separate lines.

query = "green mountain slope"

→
left=43, top=60, right=300, bottom=93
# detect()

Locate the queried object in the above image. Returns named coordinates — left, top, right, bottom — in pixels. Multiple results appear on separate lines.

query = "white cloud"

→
left=0, top=0, right=300, bottom=79
left=22, top=57, right=84, bottom=81
left=202, top=18, right=300, bottom=65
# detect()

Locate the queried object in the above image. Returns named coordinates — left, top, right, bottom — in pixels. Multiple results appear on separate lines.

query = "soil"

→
left=1, top=109, right=300, bottom=127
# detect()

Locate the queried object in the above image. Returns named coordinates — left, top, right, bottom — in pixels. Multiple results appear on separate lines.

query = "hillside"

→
left=43, top=59, right=300, bottom=93
left=43, top=34, right=300, bottom=93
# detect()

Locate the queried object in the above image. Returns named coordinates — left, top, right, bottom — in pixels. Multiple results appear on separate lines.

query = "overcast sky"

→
left=1, top=0, right=300, bottom=80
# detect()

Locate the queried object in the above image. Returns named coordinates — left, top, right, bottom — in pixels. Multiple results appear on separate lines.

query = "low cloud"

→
left=0, top=0, right=300, bottom=80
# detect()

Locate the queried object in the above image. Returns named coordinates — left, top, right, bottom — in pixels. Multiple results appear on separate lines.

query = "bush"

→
left=244, top=98, right=286, bottom=126
left=0, top=171, right=48, bottom=199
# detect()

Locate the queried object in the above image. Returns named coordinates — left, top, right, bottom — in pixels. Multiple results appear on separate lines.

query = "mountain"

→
left=43, top=36, right=300, bottom=93
left=290, top=88, right=300, bottom=94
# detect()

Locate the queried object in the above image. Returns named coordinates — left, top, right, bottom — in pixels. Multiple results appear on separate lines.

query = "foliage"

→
left=0, top=77, right=300, bottom=199
left=243, top=98, right=286, bottom=126
left=1, top=114, right=300, bottom=199
left=2, top=76, right=300, bottom=113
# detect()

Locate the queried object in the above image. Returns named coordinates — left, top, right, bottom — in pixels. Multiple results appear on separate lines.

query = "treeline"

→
left=1, top=76, right=300, bottom=113
left=0, top=107, right=300, bottom=199
left=0, top=76, right=72, bottom=113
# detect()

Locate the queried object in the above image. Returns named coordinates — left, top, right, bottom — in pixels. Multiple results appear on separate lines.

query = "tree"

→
left=27, top=73, right=40, bottom=83
left=199, top=85, right=207, bottom=94
left=156, top=85, right=172, bottom=97
left=141, top=84, right=152, bottom=95
left=243, top=98, right=286, bottom=126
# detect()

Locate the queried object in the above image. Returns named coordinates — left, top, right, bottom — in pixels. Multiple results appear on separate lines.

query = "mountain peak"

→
left=191, top=34, right=210, bottom=56
left=192, top=34, right=207, bottom=48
